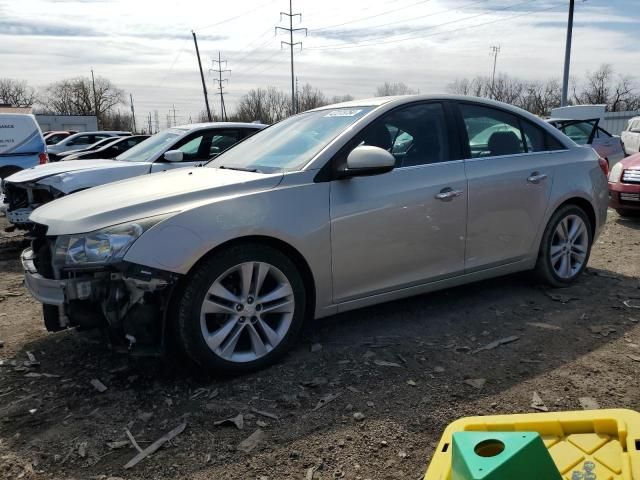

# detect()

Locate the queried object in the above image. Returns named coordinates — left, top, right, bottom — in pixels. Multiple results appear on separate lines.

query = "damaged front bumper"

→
left=3, top=182, right=60, bottom=229
left=21, top=247, right=180, bottom=354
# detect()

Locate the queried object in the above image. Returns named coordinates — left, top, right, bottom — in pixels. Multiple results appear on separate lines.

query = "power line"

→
left=198, top=0, right=278, bottom=31
left=211, top=52, right=231, bottom=121
left=312, top=0, right=433, bottom=32
left=276, top=0, right=307, bottom=114
left=307, top=0, right=554, bottom=51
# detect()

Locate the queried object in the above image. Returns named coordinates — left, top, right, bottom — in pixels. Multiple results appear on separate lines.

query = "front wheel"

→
left=534, top=205, right=593, bottom=287
left=176, top=244, right=306, bottom=375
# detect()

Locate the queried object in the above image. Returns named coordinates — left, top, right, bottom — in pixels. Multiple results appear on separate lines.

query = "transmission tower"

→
left=210, top=52, right=231, bottom=121
left=276, top=0, right=306, bottom=114
left=154, top=110, right=159, bottom=133
left=490, top=45, right=501, bottom=99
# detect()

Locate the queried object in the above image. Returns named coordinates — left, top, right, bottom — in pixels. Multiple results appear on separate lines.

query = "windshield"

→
left=116, top=129, right=181, bottom=162
left=208, top=107, right=374, bottom=172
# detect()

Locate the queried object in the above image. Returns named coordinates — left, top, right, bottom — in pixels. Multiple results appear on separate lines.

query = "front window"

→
left=208, top=107, right=374, bottom=173
left=116, top=129, right=182, bottom=162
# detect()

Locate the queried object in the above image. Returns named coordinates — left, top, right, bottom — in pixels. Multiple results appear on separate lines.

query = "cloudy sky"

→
left=2, top=0, right=639, bottom=127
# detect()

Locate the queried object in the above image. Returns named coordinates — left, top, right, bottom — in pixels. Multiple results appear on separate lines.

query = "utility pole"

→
left=211, top=52, right=231, bottom=121
left=91, top=68, right=100, bottom=129
left=561, top=0, right=576, bottom=107
left=489, top=45, right=500, bottom=100
left=154, top=110, right=159, bottom=134
left=276, top=0, right=306, bottom=115
left=129, top=93, right=137, bottom=133
left=192, top=30, right=213, bottom=122
left=147, top=113, right=152, bottom=135
left=172, top=104, right=177, bottom=126
left=296, top=76, right=299, bottom=109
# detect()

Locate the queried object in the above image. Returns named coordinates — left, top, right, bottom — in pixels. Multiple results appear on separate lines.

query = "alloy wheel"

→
left=199, top=261, right=295, bottom=363
left=549, top=214, right=589, bottom=279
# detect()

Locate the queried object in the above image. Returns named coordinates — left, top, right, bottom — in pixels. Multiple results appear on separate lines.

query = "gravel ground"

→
left=0, top=212, right=639, bottom=480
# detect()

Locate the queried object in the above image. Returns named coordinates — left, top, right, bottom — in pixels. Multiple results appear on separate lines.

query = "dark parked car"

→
left=62, top=135, right=150, bottom=161
left=54, top=137, right=122, bottom=161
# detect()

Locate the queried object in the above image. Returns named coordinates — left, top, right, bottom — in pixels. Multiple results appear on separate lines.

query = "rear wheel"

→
left=534, top=205, right=593, bottom=287
left=176, top=244, right=306, bottom=375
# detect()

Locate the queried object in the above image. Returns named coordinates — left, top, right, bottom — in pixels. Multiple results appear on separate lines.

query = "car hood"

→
left=620, top=152, right=640, bottom=169
left=5, top=159, right=150, bottom=194
left=30, top=167, right=284, bottom=235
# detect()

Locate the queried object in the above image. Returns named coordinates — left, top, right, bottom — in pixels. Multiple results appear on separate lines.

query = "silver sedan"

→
left=22, top=95, right=609, bottom=374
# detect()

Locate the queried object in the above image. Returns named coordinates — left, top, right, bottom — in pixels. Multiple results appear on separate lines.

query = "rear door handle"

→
left=435, top=188, right=464, bottom=201
left=527, top=172, right=548, bottom=184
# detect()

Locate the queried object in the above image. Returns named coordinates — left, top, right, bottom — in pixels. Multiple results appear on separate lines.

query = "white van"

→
left=0, top=113, right=47, bottom=179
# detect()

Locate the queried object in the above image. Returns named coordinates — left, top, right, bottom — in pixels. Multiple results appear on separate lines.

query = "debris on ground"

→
left=213, top=413, right=244, bottom=430
left=310, top=343, right=323, bottom=352
left=472, top=336, right=519, bottom=354
left=106, top=440, right=130, bottom=450
left=237, top=429, right=266, bottom=453
left=464, top=379, right=486, bottom=389
left=527, top=322, right=562, bottom=331
left=373, top=359, right=402, bottom=368
left=124, top=422, right=187, bottom=469
left=624, top=299, right=640, bottom=309
left=406, top=379, right=417, bottom=386
left=589, top=325, right=617, bottom=337
left=353, top=412, right=366, bottom=422
left=531, top=391, right=549, bottom=412
left=546, top=291, right=580, bottom=303
left=250, top=408, right=279, bottom=420
left=90, top=379, right=108, bottom=393
left=578, top=397, right=600, bottom=410
left=313, top=392, right=342, bottom=411
left=301, top=377, right=328, bottom=388
left=125, top=429, right=143, bottom=452
left=628, top=354, right=640, bottom=362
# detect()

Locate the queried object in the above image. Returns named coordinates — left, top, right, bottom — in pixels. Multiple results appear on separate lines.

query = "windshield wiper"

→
left=218, top=165, right=258, bottom=173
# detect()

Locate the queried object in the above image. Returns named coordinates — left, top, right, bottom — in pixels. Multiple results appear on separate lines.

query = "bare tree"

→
left=234, top=87, right=289, bottom=124
left=574, top=64, right=612, bottom=106
left=330, top=94, right=355, bottom=104
left=374, top=82, right=419, bottom=97
left=447, top=77, right=485, bottom=97
left=39, top=76, right=125, bottom=122
left=0, top=78, right=36, bottom=106
left=297, top=83, right=328, bottom=112
left=101, top=110, right=134, bottom=131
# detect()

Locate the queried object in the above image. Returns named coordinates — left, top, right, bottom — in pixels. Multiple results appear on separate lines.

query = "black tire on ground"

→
left=176, top=243, right=307, bottom=375
left=616, top=209, right=640, bottom=218
left=534, top=204, right=593, bottom=288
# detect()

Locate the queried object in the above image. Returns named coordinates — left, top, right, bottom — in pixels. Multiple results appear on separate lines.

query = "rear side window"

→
left=459, top=104, right=525, bottom=158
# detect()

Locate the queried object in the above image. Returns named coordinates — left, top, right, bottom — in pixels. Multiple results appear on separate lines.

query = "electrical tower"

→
left=490, top=45, right=501, bottom=99
left=154, top=110, right=159, bottom=134
left=210, top=52, right=231, bottom=121
left=276, top=0, right=306, bottom=115
left=129, top=94, right=137, bottom=133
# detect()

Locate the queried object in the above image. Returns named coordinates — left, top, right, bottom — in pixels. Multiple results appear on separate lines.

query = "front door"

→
left=150, top=129, right=244, bottom=173
left=330, top=102, right=467, bottom=303
left=458, top=102, right=557, bottom=271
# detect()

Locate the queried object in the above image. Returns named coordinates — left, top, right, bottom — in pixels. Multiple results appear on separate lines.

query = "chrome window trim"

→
left=463, top=148, right=571, bottom=163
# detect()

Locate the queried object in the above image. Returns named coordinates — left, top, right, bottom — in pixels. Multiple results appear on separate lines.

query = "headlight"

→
left=609, top=162, right=624, bottom=183
left=53, top=216, right=168, bottom=267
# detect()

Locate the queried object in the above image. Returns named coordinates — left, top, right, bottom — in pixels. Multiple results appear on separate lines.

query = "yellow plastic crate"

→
left=424, top=409, right=640, bottom=480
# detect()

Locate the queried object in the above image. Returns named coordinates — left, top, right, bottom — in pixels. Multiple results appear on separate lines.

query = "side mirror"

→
left=342, top=145, right=395, bottom=178
left=164, top=150, right=183, bottom=162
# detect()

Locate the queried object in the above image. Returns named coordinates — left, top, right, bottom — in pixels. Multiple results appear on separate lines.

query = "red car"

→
left=609, top=152, right=640, bottom=216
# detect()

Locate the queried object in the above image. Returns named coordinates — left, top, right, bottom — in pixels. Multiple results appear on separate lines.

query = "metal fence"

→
left=602, top=111, right=639, bottom=136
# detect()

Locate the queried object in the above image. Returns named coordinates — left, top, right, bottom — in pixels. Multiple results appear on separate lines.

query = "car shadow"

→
left=616, top=215, right=640, bottom=230
left=1, top=266, right=639, bottom=477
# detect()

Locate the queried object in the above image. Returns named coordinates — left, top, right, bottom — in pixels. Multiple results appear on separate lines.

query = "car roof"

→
left=171, top=122, right=268, bottom=131
left=547, top=118, right=598, bottom=123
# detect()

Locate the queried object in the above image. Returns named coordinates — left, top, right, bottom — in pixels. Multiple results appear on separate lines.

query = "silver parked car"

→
left=21, top=95, right=609, bottom=374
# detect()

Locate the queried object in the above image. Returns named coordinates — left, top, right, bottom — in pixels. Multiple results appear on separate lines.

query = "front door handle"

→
left=435, top=188, right=464, bottom=201
left=527, top=172, right=548, bottom=184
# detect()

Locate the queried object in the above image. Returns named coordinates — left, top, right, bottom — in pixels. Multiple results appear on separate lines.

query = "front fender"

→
left=123, top=178, right=333, bottom=316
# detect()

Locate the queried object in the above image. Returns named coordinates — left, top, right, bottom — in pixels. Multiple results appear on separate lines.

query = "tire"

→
left=176, top=243, right=306, bottom=375
left=616, top=209, right=640, bottom=218
left=534, top=205, right=593, bottom=288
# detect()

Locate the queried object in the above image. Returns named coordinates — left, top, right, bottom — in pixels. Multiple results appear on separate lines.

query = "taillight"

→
left=39, top=153, right=48, bottom=164
left=598, top=157, right=609, bottom=177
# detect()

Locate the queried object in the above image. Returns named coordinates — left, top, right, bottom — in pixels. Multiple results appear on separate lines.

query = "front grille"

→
left=622, top=169, right=640, bottom=184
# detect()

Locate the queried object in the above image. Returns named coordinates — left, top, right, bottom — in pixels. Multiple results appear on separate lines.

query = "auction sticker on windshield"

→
left=323, top=109, right=363, bottom=117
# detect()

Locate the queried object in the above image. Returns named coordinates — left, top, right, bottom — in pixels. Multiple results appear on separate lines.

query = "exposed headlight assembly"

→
left=609, top=162, right=624, bottom=183
left=53, top=216, right=169, bottom=267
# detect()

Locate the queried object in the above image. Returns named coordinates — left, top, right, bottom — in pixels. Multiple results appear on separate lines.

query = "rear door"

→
left=330, top=101, right=467, bottom=302
left=457, top=102, right=561, bottom=271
